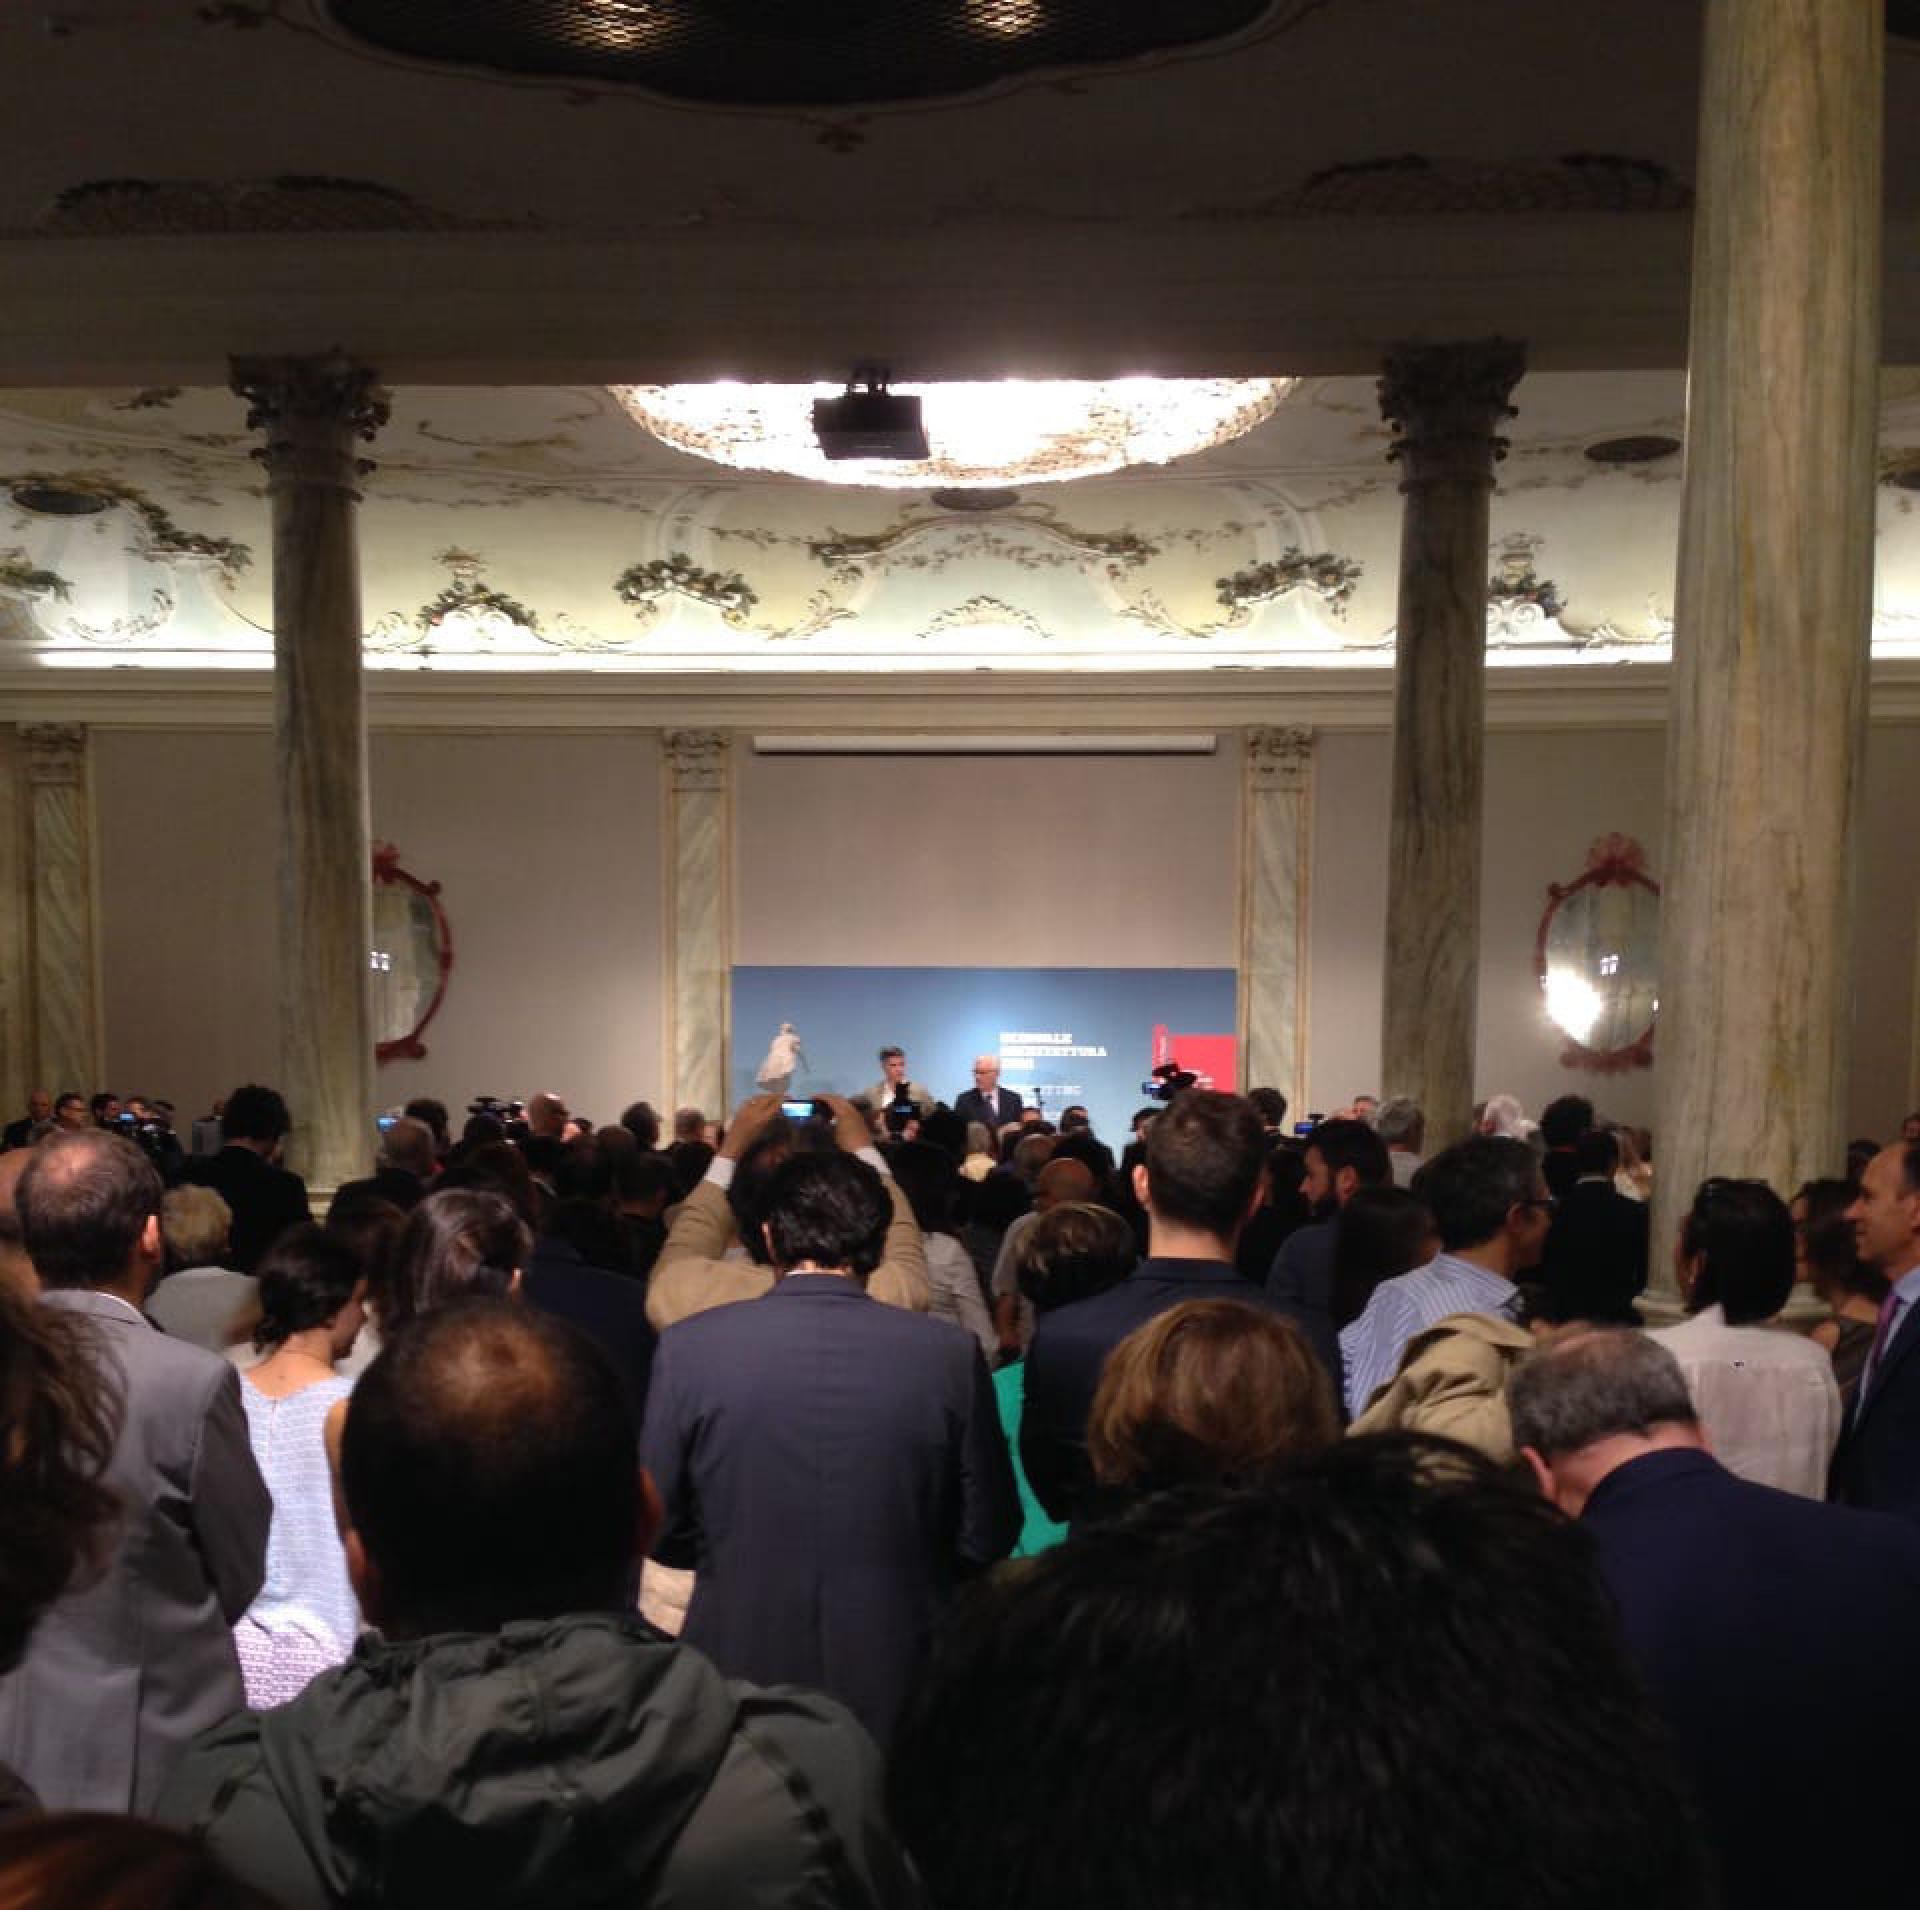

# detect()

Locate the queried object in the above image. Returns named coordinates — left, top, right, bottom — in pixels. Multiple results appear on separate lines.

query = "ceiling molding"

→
left=10, top=658, right=1920, bottom=734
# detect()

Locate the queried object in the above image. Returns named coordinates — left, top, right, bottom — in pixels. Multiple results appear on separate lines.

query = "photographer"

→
left=866, top=1047, right=935, bottom=1136
left=645, top=1092, right=930, bottom=1331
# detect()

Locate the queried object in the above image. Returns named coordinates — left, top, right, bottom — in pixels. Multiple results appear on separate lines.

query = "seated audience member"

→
left=1538, top=1094, right=1595, bottom=1201
left=989, top=1155, right=1100, bottom=1358
left=1266, top=1117, right=1392, bottom=1388
left=1340, top=1136, right=1550, bottom=1419
left=888, top=1438, right=1711, bottom=1910
left=332, top=1116, right=435, bottom=1215
left=524, top=1142, right=656, bottom=1417
left=883, top=1140, right=996, bottom=1359
left=0, top=1132, right=269, bottom=1812
left=645, top=1093, right=929, bottom=1331
left=0, top=1283, right=121, bottom=1822
left=231, top=1226, right=363, bottom=1709
left=161, top=1302, right=920, bottom=1909
left=1233, top=1142, right=1310, bottom=1287
left=1330, top=1183, right=1437, bottom=1330
left=1371, top=1094, right=1426, bottom=1187
left=1535, top=1127, right=1651, bottom=1325
left=148, top=1186, right=252, bottom=1353
left=1649, top=1177, right=1839, bottom=1498
left=1511, top=1329, right=1920, bottom=1910
left=1796, top=1175, right=1884, bottom=1408
left=178, top=1084, right=311, bottom=1276
left=374, top=1187, right=530, bottom=1337
left=0, top=1153, right=38, bottom=1296
left=1083, top=1299, right=1337, bottom=1520
left=641, top=1152, right=1018, bottom=1747
left=994, top=1202, right=1139, bottom=1556
left=1829, top=1140, right=1920, bottom=1522
left=1022, top=1090, right=1297, bottom=1522
left=0, top=1813, right=279, bottom=1908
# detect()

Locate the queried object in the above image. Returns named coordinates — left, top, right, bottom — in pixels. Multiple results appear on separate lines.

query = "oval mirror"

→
left=371, top=842, right=453, bottom=1063
left=1535, top=834, right=1659, bottom=1072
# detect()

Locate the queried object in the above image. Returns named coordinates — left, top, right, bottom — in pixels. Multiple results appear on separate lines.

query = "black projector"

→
left=811, top=386, right=930, bottom=461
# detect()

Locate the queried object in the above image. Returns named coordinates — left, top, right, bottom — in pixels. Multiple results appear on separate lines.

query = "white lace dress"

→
left=234, top=1374, right=360, bottom=1709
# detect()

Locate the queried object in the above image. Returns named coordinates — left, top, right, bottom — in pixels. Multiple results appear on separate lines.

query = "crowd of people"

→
left=1, top=1058, right=1918, bottom=1907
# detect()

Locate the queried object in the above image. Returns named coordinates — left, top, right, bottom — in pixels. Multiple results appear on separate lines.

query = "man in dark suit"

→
left=1535, top=1127, right=1648, bottom=1324
left=0, top=1129, right=270, bottom=1812
left=953, top=1054, right=1023, bottom=1134
left=1023, top=1089, right=1300, bottom=1522
left=1512, top=1328, right=1920, bottom=1910
left=640, top=1148, right=1018, bottom=1747
left=1829, top=1139, right=1920, bottom=1521
left=178, top=1082, right=311, bottom=1274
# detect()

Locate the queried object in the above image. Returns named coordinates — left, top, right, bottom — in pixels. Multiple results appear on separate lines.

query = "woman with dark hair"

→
left=375, top=1188, right=530, bottom=1336
left=0, top=1287, right=121, bottom=1821
left=233, top=1223, right=364, bottom=1708
left=1085, top=1299, right=1338, bottom=1520
left=1798, top=1176, right=1887, bottom=1408
left=1649, top=1177, right=1841, bottom=1498
left=881, top=1141, right=995, bottom=1359
left=1331, top=1184, right=1439, bottom=1330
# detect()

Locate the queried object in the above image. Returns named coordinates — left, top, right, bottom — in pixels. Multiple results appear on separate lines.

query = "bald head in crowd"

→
left=525, top=1093, right=569, bottom=1140
left=1035, top=1158, right=1098, bottom=1211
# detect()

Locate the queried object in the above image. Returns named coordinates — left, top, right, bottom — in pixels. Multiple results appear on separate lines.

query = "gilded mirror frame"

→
left=1534, top=833, right=1660, bottom=1074
left=372, top=840, right=454, bottom=1064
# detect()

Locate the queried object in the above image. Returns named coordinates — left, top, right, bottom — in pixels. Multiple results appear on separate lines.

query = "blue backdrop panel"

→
left=730, top=966, right=1238, bottom=1144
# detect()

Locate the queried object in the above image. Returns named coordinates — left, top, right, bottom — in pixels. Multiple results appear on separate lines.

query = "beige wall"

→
left=733, top=747, right=1242, bottom=968
left=93, top=728, right=665, bottom=1142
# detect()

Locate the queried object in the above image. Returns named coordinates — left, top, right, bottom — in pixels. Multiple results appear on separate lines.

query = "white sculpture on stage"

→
left=754, top=1021, right=807, bottom=1094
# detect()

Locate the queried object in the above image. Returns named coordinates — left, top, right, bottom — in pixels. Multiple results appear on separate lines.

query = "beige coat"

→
left=1347, top=1310, right=1536, bottom=1463
left=645, top=1175, right=931, bottom=1332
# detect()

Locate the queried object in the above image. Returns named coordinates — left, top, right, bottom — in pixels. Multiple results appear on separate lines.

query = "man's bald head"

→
left=341, top=1300, right=639, bottom=1636
left=525, top=1091, right=569, bottom=1138
left=15, top=1129, right=162, bottom=1294
left=1035, top=1158, right=1098, bottom=1212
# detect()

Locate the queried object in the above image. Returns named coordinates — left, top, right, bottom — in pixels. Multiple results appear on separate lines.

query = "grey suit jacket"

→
left=0, top=1288, right=270, bottom=1813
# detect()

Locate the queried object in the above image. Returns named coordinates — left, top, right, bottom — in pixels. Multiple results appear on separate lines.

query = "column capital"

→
left=665, top=729, right=729, bottom=793
left=1378, top=339, right=1526, bottom=490
left=230, top=351, right=390, bottom=493
left=18, top=722, right=85, bottom=786
left=1246, top=725, right=1313, bottom=793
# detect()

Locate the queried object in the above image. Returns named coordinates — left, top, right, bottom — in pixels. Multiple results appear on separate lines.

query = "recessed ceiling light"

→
left=1583, top=435, right=1682, bottom=465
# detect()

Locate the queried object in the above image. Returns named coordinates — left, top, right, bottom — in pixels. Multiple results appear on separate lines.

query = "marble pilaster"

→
left=230, top=352, right=389, bottom=1194
left=1377, top=340, right=1525, bottom=1149
left=0, top=728, right=27, bottom=1113
left=665, top=729, right=730, bottom=1122
left=1241, top=726, right=1313, bottom=1110
left=1649, top=0, right=1881, bottom=1302
left=16, top=723, right=99, bottom=1095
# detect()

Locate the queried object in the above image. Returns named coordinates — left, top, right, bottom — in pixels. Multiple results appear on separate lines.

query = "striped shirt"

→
left=1341, top=1252, right=1520, bottom=1418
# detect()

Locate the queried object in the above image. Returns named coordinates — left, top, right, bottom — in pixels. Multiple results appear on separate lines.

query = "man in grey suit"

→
left=0, top=1129, right=270, bottom=1812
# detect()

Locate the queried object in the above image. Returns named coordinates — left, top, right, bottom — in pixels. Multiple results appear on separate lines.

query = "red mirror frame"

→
left=372, top=841, right=454, bottom=1064
left=1534, top=833, right=1660, bottom=1075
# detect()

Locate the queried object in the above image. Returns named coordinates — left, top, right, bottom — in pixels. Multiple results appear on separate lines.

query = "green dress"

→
left=993, top=1359, right=1070, bottom=1557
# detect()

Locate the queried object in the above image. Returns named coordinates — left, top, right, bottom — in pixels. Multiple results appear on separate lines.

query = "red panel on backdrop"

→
left=1151, top=1024, right=1239, bottom=1094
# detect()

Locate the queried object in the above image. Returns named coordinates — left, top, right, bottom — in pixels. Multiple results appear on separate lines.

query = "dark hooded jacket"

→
left=156, top=1612, right=921, bottom=1910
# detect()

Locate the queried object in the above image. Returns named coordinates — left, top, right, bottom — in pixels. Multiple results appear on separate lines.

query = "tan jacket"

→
left=1347, top=1311, right=1536, bottom=1463
left=646, top=1175, right=931, bottom=1332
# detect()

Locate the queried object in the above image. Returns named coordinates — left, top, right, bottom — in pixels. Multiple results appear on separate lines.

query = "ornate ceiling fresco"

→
left=4, top=371, right=1920, bottom=677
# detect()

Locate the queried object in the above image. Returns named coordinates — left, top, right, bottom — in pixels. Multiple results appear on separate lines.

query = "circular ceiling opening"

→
left=1583, top=435, right=1682, bottom=465
left=10, top=482, right=111, bottom=516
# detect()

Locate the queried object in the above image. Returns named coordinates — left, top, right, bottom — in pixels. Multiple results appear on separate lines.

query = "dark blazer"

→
left=954, top=1085, right=1024, bottom=1132
left=179, top=1146, right=311, bottom=1275
left=639, top=1274, right=1018, bottom=1747
left=1536, top=1178, right=1649, bottom=1324
left=1829, top=1286, right=1920, bottom=1523
left=1583, top=1446, right=1920, bottom=1908
left=1022, top=1258, right=1299, bottom=1521
left=523, top=1235, right=657, bottom=1419
left=1262, top=1219, right=1344, bottom=1395
left=0, top=1290, right=270, bottom=1812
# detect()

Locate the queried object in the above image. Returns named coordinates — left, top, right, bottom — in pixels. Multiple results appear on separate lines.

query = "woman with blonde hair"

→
left=1085, top=1298, right=1338, bottom=1519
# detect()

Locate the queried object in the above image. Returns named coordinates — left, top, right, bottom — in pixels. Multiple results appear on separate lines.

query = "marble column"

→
left=1242, top=726, right=1313, bottom=1110
left=1649, top=0, right=1881, bottom=1302
left=1377, top=340, right=1525, bottom=1149
left=230, top=353, right=390, bottom=1195
left=17, top=723, right=99, bottom=1095
left=665, top=730, right=730, bottom=1123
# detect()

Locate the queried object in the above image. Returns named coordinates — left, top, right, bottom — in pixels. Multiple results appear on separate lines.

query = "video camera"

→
left=1139, top=1060, right=1199, bottom=1103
